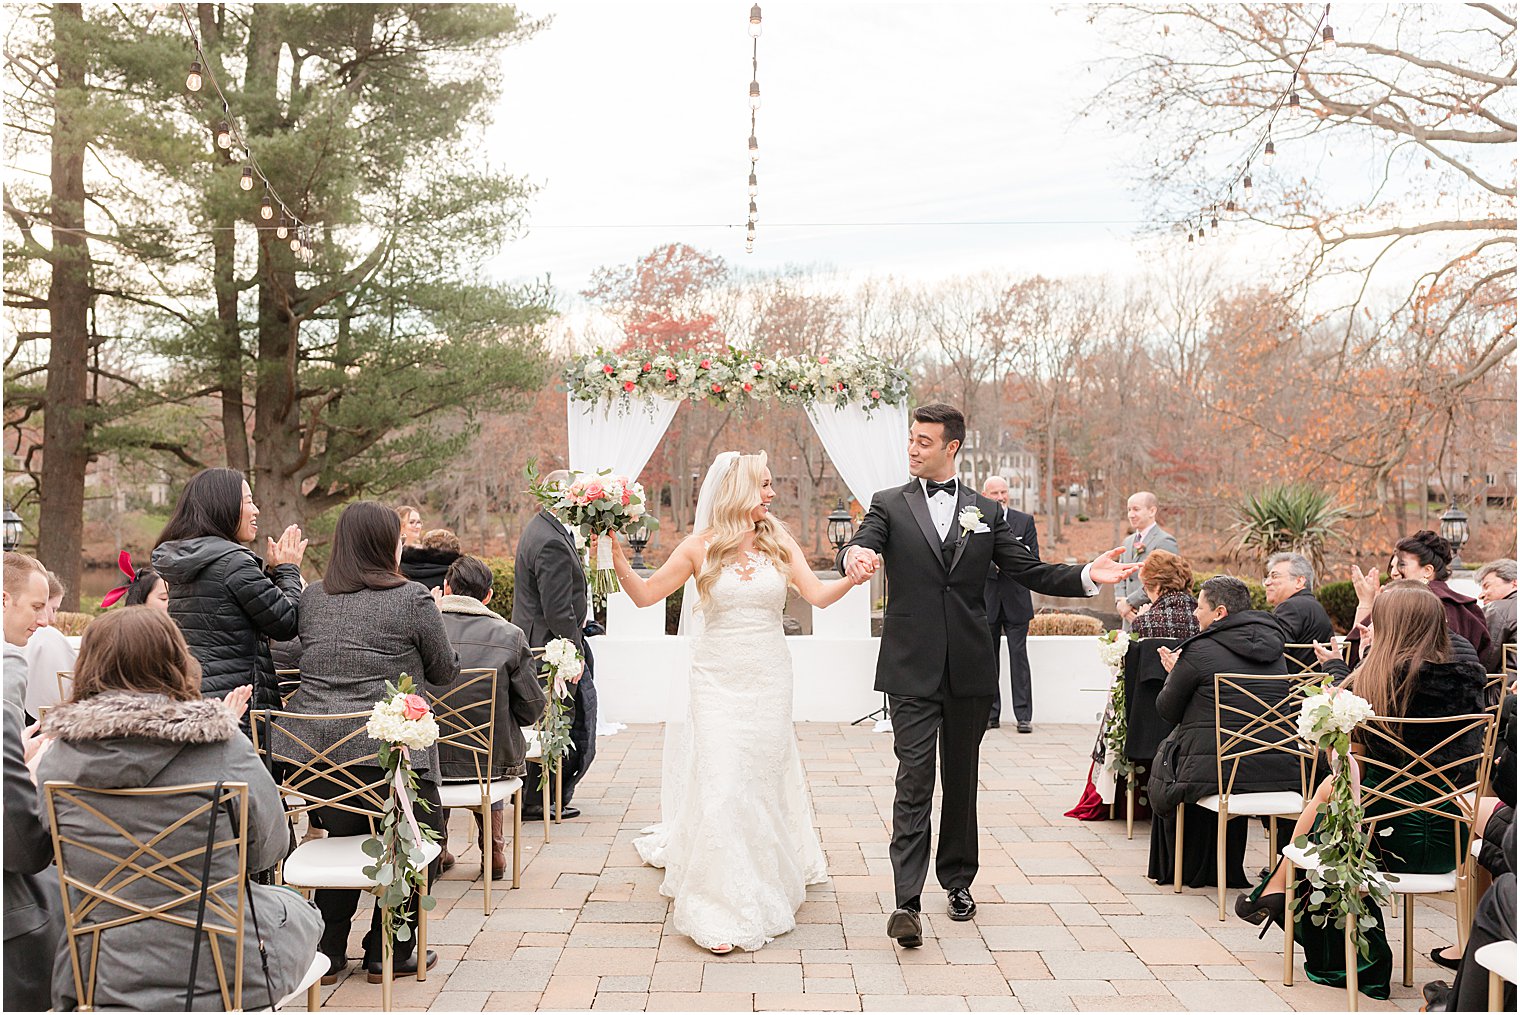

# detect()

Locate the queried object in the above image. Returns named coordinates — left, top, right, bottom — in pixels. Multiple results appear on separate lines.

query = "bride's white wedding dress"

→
left=633, top=550, right=828, bottom=951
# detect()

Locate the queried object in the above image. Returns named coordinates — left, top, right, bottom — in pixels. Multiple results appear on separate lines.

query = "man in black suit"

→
left=513, top=470, right=595, bottom=819
left=1263, top=552, right=1333, bottom=672
left=981, top=475, right=1038, bottom=733
left=839, top=404, right=1135, bottom=948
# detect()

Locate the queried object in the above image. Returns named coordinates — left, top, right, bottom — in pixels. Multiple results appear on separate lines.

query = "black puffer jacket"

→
left=151, top=537, right=302, bottom=710
left=1148, top=610, right=1298, bottom=812
left=400, top=547, right=460, bottom=592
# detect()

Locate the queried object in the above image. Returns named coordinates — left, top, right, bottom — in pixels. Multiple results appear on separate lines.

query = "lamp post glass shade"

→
left=627, top=521, right=651, bottom=570
left=1439, top=505, right=1470, bottom=567
left=827, top=502, right=855, bottom=552
left=2, top=506, right=21, bottom=552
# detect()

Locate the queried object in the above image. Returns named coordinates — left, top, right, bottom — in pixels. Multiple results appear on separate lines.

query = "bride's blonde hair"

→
left=695, top=452, right=792, bottom=609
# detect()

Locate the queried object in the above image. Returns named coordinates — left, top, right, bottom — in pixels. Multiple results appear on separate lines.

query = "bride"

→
left=598, top=451, right=866, bottom=954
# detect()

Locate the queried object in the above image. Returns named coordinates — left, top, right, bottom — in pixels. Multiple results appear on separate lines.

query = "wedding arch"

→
left=563, top=347, right=913, bottom=509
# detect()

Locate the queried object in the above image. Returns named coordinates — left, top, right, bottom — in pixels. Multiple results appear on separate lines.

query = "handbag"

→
left=185, top=781, right=276, bottom=1010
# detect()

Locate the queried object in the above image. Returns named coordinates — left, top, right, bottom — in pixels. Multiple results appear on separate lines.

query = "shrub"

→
left=1227, top=484, right=1349, bottom=575
left=479, top=557, right=515, bottom=621
left=1030, top=612, right=1104, bottom=636
left=1316, top=580, right=1358, bottom=634
left=1191, top=573, right=1269, bottom=611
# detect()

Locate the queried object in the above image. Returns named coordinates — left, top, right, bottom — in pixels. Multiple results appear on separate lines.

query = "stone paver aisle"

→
left=316, top=723, right=1450, bottom=1012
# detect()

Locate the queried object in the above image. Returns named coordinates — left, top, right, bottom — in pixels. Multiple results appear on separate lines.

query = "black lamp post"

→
left=1439, top=505, right=1470, bottom=569
left=2, top=504, right=21, bottom=552
left=627, top=521, right=651, bottom=571
left=827, top=500, right=855, bottom=553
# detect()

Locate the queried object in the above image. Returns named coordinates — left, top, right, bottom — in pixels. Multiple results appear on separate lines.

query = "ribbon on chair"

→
left=393, top=746, right=427, bottom=851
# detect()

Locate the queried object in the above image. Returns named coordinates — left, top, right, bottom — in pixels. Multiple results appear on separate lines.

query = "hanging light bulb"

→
left=1321, top=23, right=1336, bottom=54
left=240, top=166, right=255, bottom=191
left=1210, top=212, right=1218, bottom=231
left=748, top=199, right=759, bottom=223
left=186, top=60, right=203, bottom=92
left=1226, top=196, right=1237, bottom=213
left=1187, top=231, right=1195, bottom=245
left=748, top=134, right=759, bottom=161
left=1288, top=91, right=1301, bottom=113
left=749, top=79, right=761, bottom=110
left=745, top=240, right=754, bottom=254
left=215, top=120, right=232, bottom=149
left=748, top=171, right=758, bottom=197
left=1243, top=167, right=1253, bottom=193
left=290, top=230, right=303, bottom=253
left=1263, top=138, right=1276, bottom=167
left=259, top=196, right=274, bottom=221
left=275, top=214, right=289, bottom=239
left=748, top=4, right=762, bottom=37
left=745, top=219, right=756, bottom=242
left=1196, top=224, right=1205, bottom=244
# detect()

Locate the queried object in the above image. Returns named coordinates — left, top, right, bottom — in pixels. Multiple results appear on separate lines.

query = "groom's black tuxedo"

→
left=838, top=478, right=1091, bottom=909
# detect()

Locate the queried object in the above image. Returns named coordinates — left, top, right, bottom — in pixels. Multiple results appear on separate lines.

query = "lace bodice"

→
left=697, top=550, right=787, bottom=636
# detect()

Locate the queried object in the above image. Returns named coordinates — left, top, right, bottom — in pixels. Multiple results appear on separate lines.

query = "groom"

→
left=839, top=403, right=1135, bottom=947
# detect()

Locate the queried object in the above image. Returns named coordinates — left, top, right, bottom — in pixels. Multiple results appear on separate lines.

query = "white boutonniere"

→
left=959, top=505, right=986, bottom=536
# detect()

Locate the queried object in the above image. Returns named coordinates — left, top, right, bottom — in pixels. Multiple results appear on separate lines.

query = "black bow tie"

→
left=926, top=479, right=957, bottom=497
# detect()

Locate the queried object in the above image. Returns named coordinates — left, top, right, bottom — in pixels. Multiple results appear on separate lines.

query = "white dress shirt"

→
left=920, top=477, right=960, bottom=540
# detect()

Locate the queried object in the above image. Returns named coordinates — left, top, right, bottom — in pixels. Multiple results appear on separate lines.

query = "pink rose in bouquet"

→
left=527, top=461, right=660, bottom=602
left=400, top=693, right=430, bottom=721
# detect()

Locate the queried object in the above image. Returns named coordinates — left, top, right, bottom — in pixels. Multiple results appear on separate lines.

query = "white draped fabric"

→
left=803, top=400, right=911, bottom=507
left=566, top=395, right=683, bottom=478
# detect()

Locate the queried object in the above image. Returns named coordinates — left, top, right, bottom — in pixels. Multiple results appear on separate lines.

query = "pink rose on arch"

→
left=400, top=694, right=430, bottom=721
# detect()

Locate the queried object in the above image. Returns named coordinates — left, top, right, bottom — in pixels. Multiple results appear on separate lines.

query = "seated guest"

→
left=401, top=528, right=462, bottom=592
left=1130, top=550, right=1200, bottom=640
left=1147, top=576, right=1296, bottom=889
left=100, top=551, right=169, bottom=612
left=1264, top=552, right=1334, bottom=671
left=3, top=552, right=50, bottom=713
left=152, top=467, right=307, bottom=714
left=23, top=570, right=77, bottom=718
left=289, top=500, right=458, bottom=983
left=1238, top=582, right=1488, bottom=1000
left=395, top=503, right=424, bottom=548
left=1393, top=530, right=1492, bottom=663
left=3, top=553, right=57, bottom=1012
left=436, top=555, right=547, bottom=877
left=37, top=607, right=322, bottom=1010
left=1478, top=559, right=1517, bottom=670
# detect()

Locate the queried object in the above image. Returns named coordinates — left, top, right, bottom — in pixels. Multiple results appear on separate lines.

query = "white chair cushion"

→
left=1282, top=842, right=1455, bottom=895
left=282, top=834, right=442, bottom=889
left=1475, top=941, right=1518, bottom=984
left=271, top=953, right=329, bottom=1010
left=523, top=728, right=542, bottom=760
left=1198, top=791, right=1305, bottom=816
left=437, top=777, right=523, bottom=808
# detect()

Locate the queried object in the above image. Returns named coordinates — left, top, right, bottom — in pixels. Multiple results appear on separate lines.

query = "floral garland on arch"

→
left=565, top=347, right=911, bottom=416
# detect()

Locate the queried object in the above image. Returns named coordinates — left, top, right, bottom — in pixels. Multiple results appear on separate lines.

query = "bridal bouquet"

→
left=527, top=461, right=659, bottom=601
left=1292, top=682, right=1390, bottom=959
left=362, top=674, right=441, bottom=950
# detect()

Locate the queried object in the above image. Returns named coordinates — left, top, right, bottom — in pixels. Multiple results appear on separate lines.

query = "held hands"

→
left=266, top=524, right=308, bottom=568
left=844, top=547, right=881, bottom=584
left=1089, top=546, right=1140, bottom=586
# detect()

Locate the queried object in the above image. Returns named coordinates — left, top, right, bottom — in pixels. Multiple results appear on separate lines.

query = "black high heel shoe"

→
left=1429, top=947, right=1462, bottom=971
left=1234, top=889, right=1287, bottom=938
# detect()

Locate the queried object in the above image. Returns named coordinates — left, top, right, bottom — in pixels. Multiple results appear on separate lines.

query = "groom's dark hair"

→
left=912, top=403, right=966, bottom=454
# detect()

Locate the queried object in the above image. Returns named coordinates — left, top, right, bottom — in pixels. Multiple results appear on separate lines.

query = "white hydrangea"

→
left=1096, top=631, right=1131, bottom=671
left=1298, top=687, right=1374, bottom=744
left=542, top=637, right=585, bottom=684
left=366, top=696, right=439, bottom=751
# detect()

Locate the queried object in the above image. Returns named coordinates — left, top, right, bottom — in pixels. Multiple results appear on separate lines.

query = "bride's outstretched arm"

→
left=599, top=532, right=701, bottom=608
left=783, top=531, right=868, bottom=608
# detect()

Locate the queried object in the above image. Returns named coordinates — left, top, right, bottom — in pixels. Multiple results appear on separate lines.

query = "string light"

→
left=174, top=3, right=313, bottom=260
left=744, top=7, right=763, bottom=252
left=748, top=133, right=759, bottom=161
left=749, top=199, right=759, bottom=223
left=749, top=4, right=762, bottom=37
left=1178, top=4, right=1327, bottom=240
left=748, top=172, right=758, bottom=197
left=749, top=79, right=761, bottom=110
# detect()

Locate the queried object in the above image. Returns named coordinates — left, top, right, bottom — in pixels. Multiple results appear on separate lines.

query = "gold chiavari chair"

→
left=43, top=780, right=325, bottom=1012
left=1283, top=641, right=1352, bottom=676
left=1476, top=940, right=1516, bottom=1011
left=56, top=669, right=74, bottom=704
left=1180, top=673, right=1314, bottom=921
left=251, top=709, right=441, bottom=1010
left=274, top=669, right=302, bottom=707
left=432, top=668, right=526, bottom=907
left=1280, top=712, right=1497, bottom=1010
left=1501, top=643, right=1516, bottom=677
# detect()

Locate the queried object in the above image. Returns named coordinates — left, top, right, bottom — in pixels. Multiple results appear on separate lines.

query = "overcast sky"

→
left=486, top=2, right=1160, bottom=297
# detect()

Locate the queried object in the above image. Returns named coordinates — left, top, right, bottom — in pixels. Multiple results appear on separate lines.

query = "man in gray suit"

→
left=982, top=476, right=1038, bottom=733
left=1115, top=491, right=1179, bottom=625
left=513, top=470, right=595, bottom=819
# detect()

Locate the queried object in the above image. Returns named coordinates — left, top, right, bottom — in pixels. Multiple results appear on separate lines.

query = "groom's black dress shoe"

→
left=947, top=888, right=977, bottom=921
left=986, top=718, right=1000, bottom=730
left=886, top=908, right=923, bottom=948
left=521, top=805, right=580, bottom=821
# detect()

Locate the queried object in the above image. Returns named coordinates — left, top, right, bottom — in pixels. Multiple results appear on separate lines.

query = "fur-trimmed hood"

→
left=438, top=593, right=499, bottom=618
left=37, top=691, right=238, bottom=790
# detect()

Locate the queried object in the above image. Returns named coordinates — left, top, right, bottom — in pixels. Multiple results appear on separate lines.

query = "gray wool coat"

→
left=286, top=580, right=459, bottom=777
left=37, top=692, right=324, bottom=1011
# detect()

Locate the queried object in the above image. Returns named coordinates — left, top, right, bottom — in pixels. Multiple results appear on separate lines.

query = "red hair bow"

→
left=100, top=550, right=138, bottom=609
